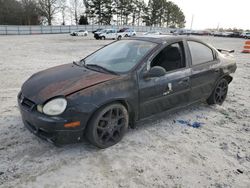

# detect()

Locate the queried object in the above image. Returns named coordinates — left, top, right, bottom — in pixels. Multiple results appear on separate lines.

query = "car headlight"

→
left=42, top=98, right=67, bottom=116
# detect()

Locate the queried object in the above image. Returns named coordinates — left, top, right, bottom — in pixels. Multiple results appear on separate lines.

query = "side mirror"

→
left=143, top=66, right=166, bottom=79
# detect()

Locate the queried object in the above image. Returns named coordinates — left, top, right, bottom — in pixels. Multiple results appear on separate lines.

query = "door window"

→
left=151, top=42, right=185, bottom=72
left=187, top=41, right=214, bottom=65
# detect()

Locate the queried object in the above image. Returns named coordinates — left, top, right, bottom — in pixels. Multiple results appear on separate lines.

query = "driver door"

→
left=138, top=42, right=191, bottom=119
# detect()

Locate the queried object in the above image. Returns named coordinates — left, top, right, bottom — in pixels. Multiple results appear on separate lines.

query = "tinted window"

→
left=151, top=42, right=185, bottom=72
left=188, top=41, right=214, bottom=65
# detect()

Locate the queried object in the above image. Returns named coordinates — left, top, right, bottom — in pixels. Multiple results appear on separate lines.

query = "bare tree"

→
left=21, top=0, right=40, bottom=25
left=58, top=0, right=67, bottom=25
left=69, top=0, right=83, bottom=25
left=38, top=0, right=59, bottom=25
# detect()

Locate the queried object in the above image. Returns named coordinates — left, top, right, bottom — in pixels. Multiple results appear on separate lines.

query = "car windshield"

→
left=80, top=40, right=157, bottom=73
left=100, top=29, right=106, bottom=33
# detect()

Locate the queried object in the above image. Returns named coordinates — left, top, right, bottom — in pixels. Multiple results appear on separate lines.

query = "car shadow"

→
left=4, top=102, right=213, bottom=153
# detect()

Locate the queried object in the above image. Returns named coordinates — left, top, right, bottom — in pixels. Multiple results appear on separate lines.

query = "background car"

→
left=212, top=31, right=223, bottom=37
left=143, top=30, right=162, bottom=35
left=173, top=29, right=192, bottom=35
left=70, top=30, right=88, bottom=36
left=241, top=32, right=250, bottom=39
left=221, top=32, right=234, bottom=37
left=92, top=28, right=103, bottom=34
left=18, top=36, right=236, bottom=148
left=229, top=32, right=241, bottom=38
left=94, top=29, right=122, bottom=40
left=191, top=30, right=211, bottom=36
left=118, top=28, right=136, bottom=37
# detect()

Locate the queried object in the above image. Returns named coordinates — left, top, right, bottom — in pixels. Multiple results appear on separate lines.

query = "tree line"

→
left=0, top=0, right=185, bottom=28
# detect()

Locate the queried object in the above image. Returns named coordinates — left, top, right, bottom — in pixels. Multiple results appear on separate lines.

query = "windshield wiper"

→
left=85, top=64, right=118, bottom=75
left=73, top=61, right=80, bottom=66
left=78, top=59, right=86, bottom=66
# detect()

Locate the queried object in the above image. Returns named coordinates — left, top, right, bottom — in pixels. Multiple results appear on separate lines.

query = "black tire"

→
left=101, top=36, right=105, bottom=40
left=125, top=34, right=128, bottom=37
left=207, top=78, right=228, bottom=105
left=117, top=36, right=122, bottom=40
left=86, top=103, right=129, bottom=148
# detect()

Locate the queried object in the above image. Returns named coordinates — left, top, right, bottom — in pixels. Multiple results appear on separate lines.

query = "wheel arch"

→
left=214, top=74, right=233, bottom=89
left=222, top=74, right=233, bottom=84
left=86, top=99, right=136, bottom=130
left=209, top=74, right=232, bottom=98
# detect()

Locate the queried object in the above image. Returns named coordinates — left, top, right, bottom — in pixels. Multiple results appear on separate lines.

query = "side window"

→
left=187, top=41, right=214, bottom=65
left=151, top=42, right=185, bottom=72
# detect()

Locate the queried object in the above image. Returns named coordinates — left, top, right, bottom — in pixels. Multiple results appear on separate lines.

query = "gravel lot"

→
left=0, top=34, right=249, bottom=188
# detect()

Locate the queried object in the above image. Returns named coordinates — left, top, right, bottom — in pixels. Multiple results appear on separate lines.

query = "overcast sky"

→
left=145, top=0, right=250, bottom=30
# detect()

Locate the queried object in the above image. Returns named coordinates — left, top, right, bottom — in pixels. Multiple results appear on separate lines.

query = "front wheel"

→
left=207, top=78, right=228, bottom=105
left=101, top=36, right=105, bottom=40
left=86, top=103, right=129, bottom=148
left=117, top=36, right=122, bottom=40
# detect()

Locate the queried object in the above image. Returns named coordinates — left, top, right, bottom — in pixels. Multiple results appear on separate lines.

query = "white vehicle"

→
left=241, top=32, right=250, bottom=39
left=118, top=28, right=136, bottom=37
left=70, top=30, right=88, bottom=36
left=143, top=31, right=162, bottom=35
left=96, top=29, right=122, bottom=40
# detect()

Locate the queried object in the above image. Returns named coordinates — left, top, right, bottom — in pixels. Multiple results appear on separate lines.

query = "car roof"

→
left=130, top=35, right=202, bottom=44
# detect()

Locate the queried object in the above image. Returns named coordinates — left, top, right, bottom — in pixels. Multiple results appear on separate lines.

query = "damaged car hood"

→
left=21, top=63, right=117, bottom=104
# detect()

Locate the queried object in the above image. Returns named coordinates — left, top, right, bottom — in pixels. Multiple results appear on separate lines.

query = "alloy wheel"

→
left=96, top=107, right=127, bottom=146
left=214, top=79, right=228, bottom=104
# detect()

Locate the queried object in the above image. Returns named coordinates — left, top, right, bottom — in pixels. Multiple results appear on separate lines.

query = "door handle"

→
left=163, top=83, right=172, bottom=96
left=178, top=78, right=189, bottom=84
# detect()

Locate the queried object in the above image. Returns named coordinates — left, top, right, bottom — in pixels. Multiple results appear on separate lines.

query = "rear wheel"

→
left=207, top=78, right=228, bottom=105
left=86, top=103, right=129, bottom=148
left=117, top=35, right=122, bottom=40
left=101, top=36, right=105, bottom=40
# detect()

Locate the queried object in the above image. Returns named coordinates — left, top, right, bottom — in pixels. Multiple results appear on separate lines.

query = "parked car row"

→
left=93, top=28, right=136, bottom=40
left=171, top=29, right=250, bottom=39
left=70, top=28, right=136, bottom=40
left=70, top=28, right=250, bottom=40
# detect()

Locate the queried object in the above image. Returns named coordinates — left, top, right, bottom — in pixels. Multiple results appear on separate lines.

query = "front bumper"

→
left=18, top=95, right=87, bottom=145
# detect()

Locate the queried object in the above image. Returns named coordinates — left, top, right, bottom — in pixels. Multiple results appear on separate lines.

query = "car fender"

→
left=67, top=74, right=139, bottom=125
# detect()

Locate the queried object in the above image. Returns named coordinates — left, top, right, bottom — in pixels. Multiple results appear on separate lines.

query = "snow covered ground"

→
left=0, top=34, right=249, bottom=188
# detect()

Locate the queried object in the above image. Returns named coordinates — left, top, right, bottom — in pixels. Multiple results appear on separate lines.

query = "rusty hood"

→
left=21, top=63, right=117, bottom=104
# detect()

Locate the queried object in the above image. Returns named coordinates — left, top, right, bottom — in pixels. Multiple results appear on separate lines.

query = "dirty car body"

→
left=18, top=36, right=237, bottom=147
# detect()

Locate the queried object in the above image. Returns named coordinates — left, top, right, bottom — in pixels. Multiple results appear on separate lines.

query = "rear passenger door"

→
left=186, top=40, right=220, bottom=102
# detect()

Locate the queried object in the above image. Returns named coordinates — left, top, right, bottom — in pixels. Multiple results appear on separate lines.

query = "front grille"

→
left=19, top=93, right=36, bottom=110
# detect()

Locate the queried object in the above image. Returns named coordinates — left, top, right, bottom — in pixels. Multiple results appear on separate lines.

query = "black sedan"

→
left=18, top=36, right=237, bottom=148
